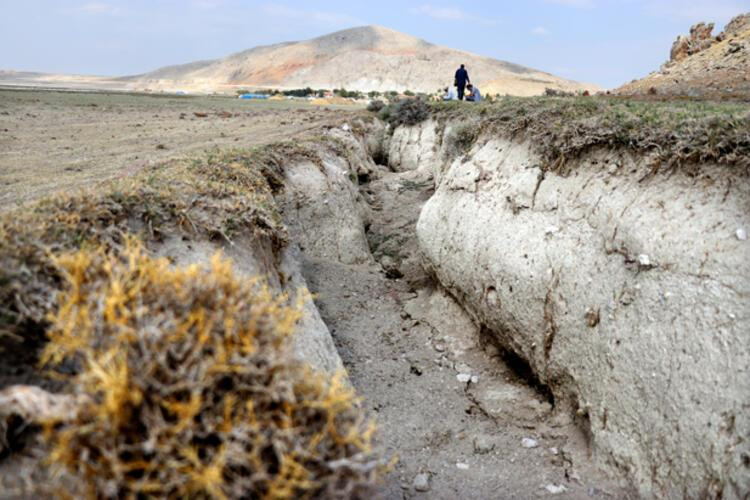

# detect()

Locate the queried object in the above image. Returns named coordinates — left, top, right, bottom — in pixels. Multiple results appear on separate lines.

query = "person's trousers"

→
left=457, top=85, right=466, bottom=100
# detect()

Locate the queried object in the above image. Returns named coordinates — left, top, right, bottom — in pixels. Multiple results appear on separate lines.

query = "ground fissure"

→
left=289, top=126, right=628, bottom=498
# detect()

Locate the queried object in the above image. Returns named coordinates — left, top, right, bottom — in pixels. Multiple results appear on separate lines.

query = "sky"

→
left=1, top=0, right=748, bottom=88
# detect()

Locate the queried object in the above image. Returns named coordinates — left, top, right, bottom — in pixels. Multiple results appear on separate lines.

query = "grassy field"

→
left=3, top=89, right=748, bottom=212
left=0, top=88, right=362, bottom=209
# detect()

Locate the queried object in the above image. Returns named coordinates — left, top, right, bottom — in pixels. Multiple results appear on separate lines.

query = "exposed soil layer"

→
left=298, top=166, right=629, bottom=498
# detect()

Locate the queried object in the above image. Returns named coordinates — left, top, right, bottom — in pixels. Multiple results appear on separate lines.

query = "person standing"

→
left=454, top=64, right=470, bottom=100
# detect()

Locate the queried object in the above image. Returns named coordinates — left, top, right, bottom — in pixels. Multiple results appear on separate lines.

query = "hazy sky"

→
left=1, top=0, right=748, bottom=88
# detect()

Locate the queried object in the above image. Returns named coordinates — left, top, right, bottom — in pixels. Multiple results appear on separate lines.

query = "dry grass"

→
left=0, top=149, right=285, bottom=353
left=378, top=99, right=430, bottom=128
left=432, top=97, right=750, bottom=173
left=0, top=89, right=360, bottom=210
left=37, top=240, right=383, bottom=498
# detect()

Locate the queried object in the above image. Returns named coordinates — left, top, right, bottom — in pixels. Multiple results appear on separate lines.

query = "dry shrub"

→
left=444, top=122, right=479, bottom=158
left=40, top=239, right=384, bottom=498
left=380, top=99, right=430, bottom=128
left=366, top=100, right=385, bottom=113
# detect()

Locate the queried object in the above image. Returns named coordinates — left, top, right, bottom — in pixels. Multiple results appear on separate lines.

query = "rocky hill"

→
left=127, top=25, right=594, bottom=96
left=616, top=13, right=750, bottom=99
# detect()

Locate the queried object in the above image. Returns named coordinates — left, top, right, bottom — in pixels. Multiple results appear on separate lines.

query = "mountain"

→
left=127, top=26, right=595, bottom=96
left=616, top=13, right=750, bottom=99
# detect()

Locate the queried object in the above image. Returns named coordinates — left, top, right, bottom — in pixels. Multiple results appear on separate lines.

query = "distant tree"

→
left=388, top=90, right=399, bottom=97
left=367, top=90, right=380, bottom=99
left=317, top=89, right=326, bottom=98
left=282, top=88, right=315, bottom=97
left=334, top=88, right=364, bottom=99
left=403, top=90, right=415, bottom=97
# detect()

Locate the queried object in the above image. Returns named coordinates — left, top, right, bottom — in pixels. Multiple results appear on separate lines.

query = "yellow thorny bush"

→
left=41, top=239, right=383, bottom=499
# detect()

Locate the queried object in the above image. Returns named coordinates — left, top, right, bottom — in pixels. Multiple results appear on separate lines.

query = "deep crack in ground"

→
left=298, top=165, right=627, bottom=499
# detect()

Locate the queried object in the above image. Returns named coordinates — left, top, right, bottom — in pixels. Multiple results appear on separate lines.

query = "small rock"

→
left=456, top=462, right=469, bottom=470
left=470, top=375, right=479, bottom=384
left=549, top=447, right=559, bottom=455
left=522, top=437, right=539, bottom=449
left=432, top=340, right=446, bottom=352
left=620, top=289, right=635, bottom=306
left=473, top=436, right=495, bottom=454
left=545, top=484, right=567, bottom=494
left=737, top=228, right=747, bottom=241
left=380, top=255, right=396, bottom=270
left=341, top=123, right=351, bottom=132
left=584, top=307, right=600, bottom=327
left=413, top=472, right=430, bottom=492
left=457, top=373, right=472, bottom=383
left=454, top=363, right=471, bottom=373
left=544, top=226, right=559, bottom=236
left=637, top=254, right=651, bottom=267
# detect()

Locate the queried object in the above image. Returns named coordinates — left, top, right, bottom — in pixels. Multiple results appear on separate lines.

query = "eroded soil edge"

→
left=289, top=130, right=627, bottom=499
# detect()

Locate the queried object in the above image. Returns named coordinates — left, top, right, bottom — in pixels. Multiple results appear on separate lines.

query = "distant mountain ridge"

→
left=128, top=25, right=595, bottom=96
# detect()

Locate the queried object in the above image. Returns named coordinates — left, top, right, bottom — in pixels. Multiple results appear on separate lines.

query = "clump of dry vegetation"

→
left=377, top=98, right=430, bottom=128
left=432, top=97, right=750, bottom=172
left=37, top=240, right=383, bottom=498
left=443, top=122, right=480, bottom=157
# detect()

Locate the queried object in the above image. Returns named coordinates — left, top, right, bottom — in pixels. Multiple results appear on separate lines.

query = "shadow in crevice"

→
left=478, top=325, right=555, bottom=405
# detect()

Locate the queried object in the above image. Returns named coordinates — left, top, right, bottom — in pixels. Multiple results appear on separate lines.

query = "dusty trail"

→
left=298, top=166, right=625, bottom=499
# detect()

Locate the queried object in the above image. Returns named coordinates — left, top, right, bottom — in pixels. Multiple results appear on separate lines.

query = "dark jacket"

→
left=455, top=67, right=470, bottom=86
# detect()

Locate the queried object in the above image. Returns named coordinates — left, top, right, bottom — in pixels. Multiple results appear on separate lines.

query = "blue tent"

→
left=238, top=94, right=269, bottom=100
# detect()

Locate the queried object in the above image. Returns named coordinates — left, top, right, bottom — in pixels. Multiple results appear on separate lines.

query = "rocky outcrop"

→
left=719, top=13, right=750, bottom=39
left=388, top=123, right=750, bottom=497
left=670, top=22, right=716, bottom=62
left=618, top=12, right=750, bottom=99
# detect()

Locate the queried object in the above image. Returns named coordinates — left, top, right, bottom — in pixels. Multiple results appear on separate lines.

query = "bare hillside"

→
left=129, top=25, right=594, bottom=95
left=617, top=13, right=750, bottom=99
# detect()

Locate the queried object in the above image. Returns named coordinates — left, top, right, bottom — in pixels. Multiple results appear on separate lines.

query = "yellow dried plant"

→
left=41, top=239, right=384, bottom=499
